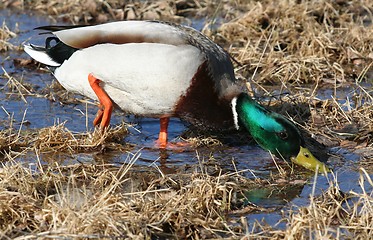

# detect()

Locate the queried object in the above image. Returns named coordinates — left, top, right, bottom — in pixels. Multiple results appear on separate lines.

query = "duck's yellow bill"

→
left=290, top=146, right=330, bottom=173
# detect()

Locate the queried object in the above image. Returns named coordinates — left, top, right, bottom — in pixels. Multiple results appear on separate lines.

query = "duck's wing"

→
left=35, top=25, right=89, bottom=32
left=36, top=21, right=189, bottom=49
left=35, top=21, right=245, bottom=102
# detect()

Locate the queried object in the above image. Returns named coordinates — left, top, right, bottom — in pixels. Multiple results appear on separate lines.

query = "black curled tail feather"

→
left=42, top=37, right=79, bottom=65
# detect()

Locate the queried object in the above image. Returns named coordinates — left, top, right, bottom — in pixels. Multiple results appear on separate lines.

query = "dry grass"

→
left=260, top=84, right=373, bottom=151
left=0, top=122, right=129, bottom=157
left=237, top=169, right=373, bottom=239
left=308, top=88, right=373, bottom=148
left=217, top=0, right=373, bottom=85
left=0, top=157, right=257, bottom=239
left=1, top=0, right=373, bottom=239
left=1, top=67, right=36, bottom=103
left=185, top=136, right=223, bottom=147
left=34, top=122, right=129, bottom=153
left=211, top=0, right=373, bottom=152
left=1, top=157, right=373, bottom=239
left=0, top=21, right=17, bottom=52
left=0, top=128, right=26, bottom=155
left=2, top=0, right=223, bottom=24
left=282, top=169, right=373, bottom=239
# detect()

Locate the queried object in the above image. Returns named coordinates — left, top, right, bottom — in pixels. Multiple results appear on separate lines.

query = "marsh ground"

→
left=0, top=0, right=373, bottom=239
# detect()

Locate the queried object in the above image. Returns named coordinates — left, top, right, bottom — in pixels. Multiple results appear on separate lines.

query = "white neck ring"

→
left=231, top=97, right=239, bottom=130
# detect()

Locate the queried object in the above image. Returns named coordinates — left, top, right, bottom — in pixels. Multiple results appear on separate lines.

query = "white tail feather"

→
left=23, top=44, right=60, bottom=67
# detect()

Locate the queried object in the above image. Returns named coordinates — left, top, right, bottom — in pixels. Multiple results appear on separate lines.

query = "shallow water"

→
left=1, top=9, right=372, bottom=229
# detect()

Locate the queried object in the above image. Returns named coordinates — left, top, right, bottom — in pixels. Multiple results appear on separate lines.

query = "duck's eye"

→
left=304, top=152, right=310, bottom=158
left=277, top=131, right=288, bottom=140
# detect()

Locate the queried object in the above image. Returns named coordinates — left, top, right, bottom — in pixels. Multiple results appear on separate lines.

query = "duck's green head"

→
left=232, top=93, right=329, bottom=172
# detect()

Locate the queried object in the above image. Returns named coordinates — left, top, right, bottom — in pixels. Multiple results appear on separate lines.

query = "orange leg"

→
left=88, top=73, right=113, bottom=129
left=93, top=104, right=104, bottom=126
left=157, top=117, right=169, bottom=148
left=155, top=118, right=192, bottom=151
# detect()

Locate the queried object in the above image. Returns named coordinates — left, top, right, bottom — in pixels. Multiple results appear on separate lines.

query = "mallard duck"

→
left=24, top=20, right=329, bottom=172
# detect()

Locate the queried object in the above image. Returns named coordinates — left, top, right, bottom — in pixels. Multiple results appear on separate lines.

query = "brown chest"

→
left=174, top=61, right=235, bottom=131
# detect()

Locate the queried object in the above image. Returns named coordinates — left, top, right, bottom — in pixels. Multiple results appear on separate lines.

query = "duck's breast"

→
left=54, top=42, right=205, bottom=117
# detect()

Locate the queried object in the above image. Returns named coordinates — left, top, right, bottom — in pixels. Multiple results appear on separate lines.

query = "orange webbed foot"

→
left=154, top=140, right=193, bottom=152
left=155, top=117, right=193, bottom=151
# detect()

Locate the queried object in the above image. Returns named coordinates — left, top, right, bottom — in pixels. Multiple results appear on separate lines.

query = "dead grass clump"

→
left=307, top=86, right=373, bottom=149
left=139, top=172, right=250, bottom=238
left=0, top=163, right=41, bottom=238
left=0, top=120, right=129, bottom=156
left=3, top=155, right=373, bottom=239
left=0, top=160, right=131, bottom=238
left=0, top=131, right=11, bottom=154
left=185, top=136, right=223, bottom=147
left=0, top=21, right=17, bottom=52
left=217, top=0, right=373, bottom=85
left=0, top=157, right=259, bottom=239
left=0, top=129, right=27, bottom=155
left=34, top=122, right=129, bottom=153
left=2, top=0, right=211, bottom=24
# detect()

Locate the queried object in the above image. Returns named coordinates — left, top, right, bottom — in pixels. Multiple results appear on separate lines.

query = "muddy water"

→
left=1, top=9, right=372, bottom=229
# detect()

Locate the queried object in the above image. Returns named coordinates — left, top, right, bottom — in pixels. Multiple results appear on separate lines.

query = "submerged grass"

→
left=282, top=169, right=373, bottom=239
